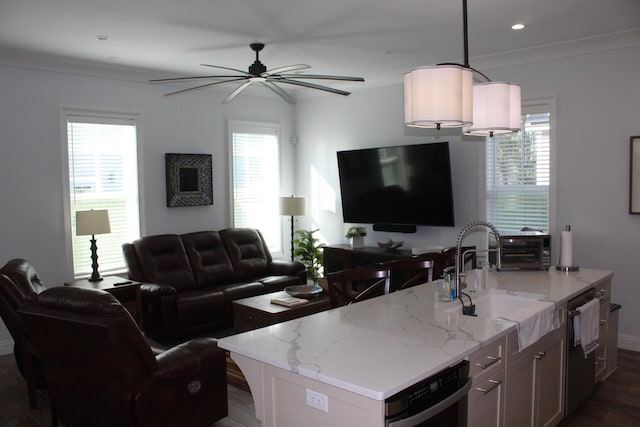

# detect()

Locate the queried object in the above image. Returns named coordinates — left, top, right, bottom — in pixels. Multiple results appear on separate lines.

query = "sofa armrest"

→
left=140, top=283, right=177, bottom=297
left=268, top=259, right=305, bottom=276
left=135, top=338, right=228, bottom=426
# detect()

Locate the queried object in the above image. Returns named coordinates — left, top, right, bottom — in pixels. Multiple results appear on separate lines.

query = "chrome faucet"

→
left=454, top=221, right=502, bottom=298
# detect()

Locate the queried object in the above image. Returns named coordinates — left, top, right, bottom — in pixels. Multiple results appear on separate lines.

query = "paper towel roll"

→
left=561, top=228, right=573, bottom=267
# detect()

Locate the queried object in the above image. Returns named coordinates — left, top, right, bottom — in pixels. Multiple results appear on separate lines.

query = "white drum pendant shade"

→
left=465, top=82, right=521, bottom=136
left=404, top=65, right=473, bottom=129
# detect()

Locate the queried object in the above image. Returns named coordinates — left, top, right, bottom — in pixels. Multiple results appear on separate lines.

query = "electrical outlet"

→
left=306, top=388, right=329, bottom=412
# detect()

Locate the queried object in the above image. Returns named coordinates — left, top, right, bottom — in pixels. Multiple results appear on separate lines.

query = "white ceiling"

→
left=1, top=0, right=639, bottom=100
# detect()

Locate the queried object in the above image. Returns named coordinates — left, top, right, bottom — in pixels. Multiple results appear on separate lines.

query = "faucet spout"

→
left=454, top=221, right=501, bottom=298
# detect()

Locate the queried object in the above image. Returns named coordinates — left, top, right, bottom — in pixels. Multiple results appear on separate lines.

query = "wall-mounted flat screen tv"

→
left=337, top=142, right=455, bottom=228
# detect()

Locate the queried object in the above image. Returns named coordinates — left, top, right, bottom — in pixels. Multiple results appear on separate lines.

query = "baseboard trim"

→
left=618, top=334, right=640, bottom=352
left=0, top=338, right=14, bottom=356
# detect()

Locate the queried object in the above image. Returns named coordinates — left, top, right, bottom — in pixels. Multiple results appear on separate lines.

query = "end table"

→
left=64, top=276, right=143, bottom=327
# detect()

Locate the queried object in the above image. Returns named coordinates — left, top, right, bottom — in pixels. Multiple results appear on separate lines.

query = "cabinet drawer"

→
left=470, top=336, right=506, bottom=381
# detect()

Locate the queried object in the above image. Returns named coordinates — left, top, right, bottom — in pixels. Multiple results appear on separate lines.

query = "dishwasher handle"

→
left=387, top=378, right=471, bottom=427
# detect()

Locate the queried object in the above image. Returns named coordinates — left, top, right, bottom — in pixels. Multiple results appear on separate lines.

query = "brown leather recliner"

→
left=19, top=286, right=228, bottom=427
left=0, top=258, right=48, bottom=408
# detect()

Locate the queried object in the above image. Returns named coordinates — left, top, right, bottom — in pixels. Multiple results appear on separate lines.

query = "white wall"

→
left=294, top=45, right=640, bottom=349
left=0, top=64, right=295, bottom=354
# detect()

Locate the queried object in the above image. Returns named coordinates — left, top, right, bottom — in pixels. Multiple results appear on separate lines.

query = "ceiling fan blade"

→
left=222, top=80, right=253, bottom=104
left=150, top=75, right=250, bottom=84
left=263, top=64, right=311, bottom=76
left=277, top=74, right=365, bottom=82
left=260, top=81, right=296, bottom=104
left=163, top=77, right=248, bottom=97
left=201, top=64, right=251, bottom=76
left=275, top=78, right=351, bottom=96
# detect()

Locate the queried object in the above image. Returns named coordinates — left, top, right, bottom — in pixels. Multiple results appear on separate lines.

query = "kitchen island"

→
left=218, top=268, right=613, bottom=427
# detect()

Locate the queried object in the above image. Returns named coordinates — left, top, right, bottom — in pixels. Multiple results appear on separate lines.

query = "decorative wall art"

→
left=165, top=153, right=213, bottom=207
left=630, top=136, right=640, bottom=214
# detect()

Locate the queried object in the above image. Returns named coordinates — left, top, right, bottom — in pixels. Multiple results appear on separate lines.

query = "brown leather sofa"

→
left=19, top=286, right=228, bottom=427
left=123, top=228, right=306, bottom=344
left=0, top=258, right=48, bottom=408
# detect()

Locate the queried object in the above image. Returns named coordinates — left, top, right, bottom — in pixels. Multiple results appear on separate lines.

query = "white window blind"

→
left=67, top=115, right=140, bottom=277
left=486, top=110, right=551, bottom=234
left=230, top=122, right=282, bottom=255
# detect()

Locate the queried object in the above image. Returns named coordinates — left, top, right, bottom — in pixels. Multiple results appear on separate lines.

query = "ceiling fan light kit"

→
left=404, top=0, right=522, bottom=136
left=150, top=42, right=364, bottom=104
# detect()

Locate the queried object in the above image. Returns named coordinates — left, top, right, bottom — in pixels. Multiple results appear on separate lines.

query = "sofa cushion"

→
left=181, top=231, right=236, bottom=287
left=176, top=289, right=226, bottom=328
left=220, top=228, right=271, bottom=281
left=132, top=235, right=197, bottom=291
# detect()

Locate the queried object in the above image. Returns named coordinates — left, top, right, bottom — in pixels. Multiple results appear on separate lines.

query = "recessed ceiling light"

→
left=96, top=35, right=110, bottom=41
left=511, top=23, right=525, bottom=30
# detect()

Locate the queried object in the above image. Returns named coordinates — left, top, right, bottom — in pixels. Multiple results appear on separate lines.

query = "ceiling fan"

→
left=149, top=42, right=365, bottom=104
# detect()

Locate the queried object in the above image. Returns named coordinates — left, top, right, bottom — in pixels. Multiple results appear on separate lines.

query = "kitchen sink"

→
left=441, top=289, right=553, bottom=320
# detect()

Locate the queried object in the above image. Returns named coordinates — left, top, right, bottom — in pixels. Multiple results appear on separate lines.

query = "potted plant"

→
left=345, top=226, right=367, bottom=248
left=293, top=229, right=325, bottom=284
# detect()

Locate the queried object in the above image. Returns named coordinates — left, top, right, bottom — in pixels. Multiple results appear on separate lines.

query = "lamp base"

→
left=88, top=235, right=103, bottom=282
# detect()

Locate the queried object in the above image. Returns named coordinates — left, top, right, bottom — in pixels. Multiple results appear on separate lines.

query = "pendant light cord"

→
left=438, top=0, right=491, bottom=83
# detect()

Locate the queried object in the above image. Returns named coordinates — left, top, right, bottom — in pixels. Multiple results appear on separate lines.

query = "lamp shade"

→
left=465, top=82, right=522, bottom=136
left=279, top=196, right=306, bottom=216
left=76, top=209, right=111, bottom=236
left=404, top=65, right=473, bottom=129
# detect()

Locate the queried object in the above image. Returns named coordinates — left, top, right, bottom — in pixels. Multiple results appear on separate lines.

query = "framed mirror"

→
left=165, top=153, right=213, bottom=207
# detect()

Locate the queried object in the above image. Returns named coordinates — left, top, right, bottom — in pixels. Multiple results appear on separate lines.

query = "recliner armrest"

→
left=135, top=338, right=228, bottom=426
left=268, top=259, right=305, bottom=276
left=155, top=338, right=224, bottom=379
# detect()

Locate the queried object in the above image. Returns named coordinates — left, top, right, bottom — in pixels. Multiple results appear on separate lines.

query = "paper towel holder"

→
left=556, top=224, right=579, bottom=271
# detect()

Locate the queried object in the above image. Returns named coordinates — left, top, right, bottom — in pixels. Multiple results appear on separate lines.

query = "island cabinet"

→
left=503, top=306, right=566, bottom=427
left=466, top=335, right=507, bottom=427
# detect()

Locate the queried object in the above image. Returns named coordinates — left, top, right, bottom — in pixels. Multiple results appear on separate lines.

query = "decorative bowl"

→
left=285, top=284, right=323, bottom=299
left=377, top=240, right=404, bottom=251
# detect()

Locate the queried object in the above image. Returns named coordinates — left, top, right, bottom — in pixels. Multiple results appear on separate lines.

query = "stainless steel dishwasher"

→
left=565, top=287, right=597, bottom=415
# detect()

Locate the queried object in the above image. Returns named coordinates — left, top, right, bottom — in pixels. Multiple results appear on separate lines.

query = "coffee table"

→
left=233, top=290, right=331, bottom=333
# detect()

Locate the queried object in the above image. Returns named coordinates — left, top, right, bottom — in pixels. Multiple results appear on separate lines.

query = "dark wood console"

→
left=323, top=244, right=414, bottom=274
left=323, top=244, right=476, bottom=282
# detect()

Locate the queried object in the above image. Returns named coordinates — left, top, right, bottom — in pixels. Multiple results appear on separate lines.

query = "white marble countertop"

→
left=218, top=268, right=613, bottom=401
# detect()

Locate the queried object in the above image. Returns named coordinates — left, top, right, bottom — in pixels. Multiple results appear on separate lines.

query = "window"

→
left=485, top=98, right=555, bottom=234
left=65, top=111, right=140, bottom=278
left=230, top=121, right=282, bottom=255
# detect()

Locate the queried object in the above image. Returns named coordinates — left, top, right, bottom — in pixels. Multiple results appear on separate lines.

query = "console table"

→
left=323, top=244, right=414, bottom=274
left=323, top=244, right=475, bottom=282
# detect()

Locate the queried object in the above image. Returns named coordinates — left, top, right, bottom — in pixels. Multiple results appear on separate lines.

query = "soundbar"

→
left=373, top=223, right=417, bottom=233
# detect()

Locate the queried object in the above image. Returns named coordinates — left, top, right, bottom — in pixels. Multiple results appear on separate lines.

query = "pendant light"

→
left=404, top=0, right=521, bottom=135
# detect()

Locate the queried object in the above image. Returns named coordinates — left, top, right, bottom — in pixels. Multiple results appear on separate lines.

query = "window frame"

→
left=228, top=120, right=284, bottom=258
left=480, top=96, right=557, bottom=238
left=61, top=107, right=145, bottom=279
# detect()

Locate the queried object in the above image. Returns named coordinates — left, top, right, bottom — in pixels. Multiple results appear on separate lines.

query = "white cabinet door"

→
left=504, top=347, right=535, bottom=427
left=467, top=370, right=506, bottom=427
left=534, top=333, right=565, bottom=427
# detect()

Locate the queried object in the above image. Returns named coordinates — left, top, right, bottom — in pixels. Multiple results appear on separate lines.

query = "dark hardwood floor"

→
left=558, top=349, right=640, bottom=427
left=1, top=349, right=639, bottom=426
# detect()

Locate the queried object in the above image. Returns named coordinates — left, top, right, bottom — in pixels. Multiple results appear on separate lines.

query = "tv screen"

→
left=337, top=142, right=455, bottom=227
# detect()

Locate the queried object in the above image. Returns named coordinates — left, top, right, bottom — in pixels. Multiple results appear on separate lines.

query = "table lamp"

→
left=76, top=209, right=111, bottom=282
left=279, top=196, right=306, bottom=261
